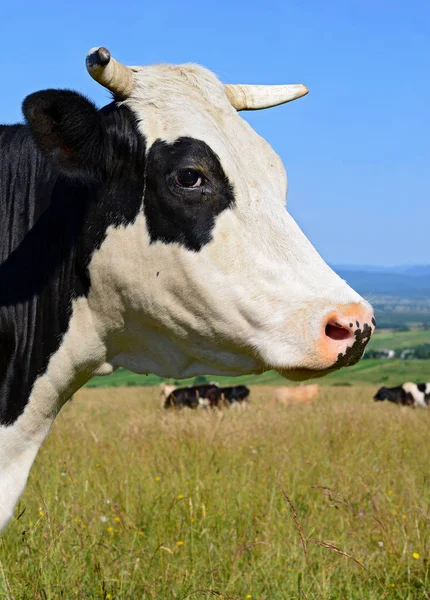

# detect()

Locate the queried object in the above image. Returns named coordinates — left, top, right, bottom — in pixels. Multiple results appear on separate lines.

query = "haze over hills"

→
left=332, top=265, right=430, bottom=298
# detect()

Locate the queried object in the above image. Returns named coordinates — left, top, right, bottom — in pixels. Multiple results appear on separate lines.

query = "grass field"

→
left=87, top=359, right=430, bottom=390
left=367, top=329, right=430, bottom=352
left=2, top=386, right=429, bottom=599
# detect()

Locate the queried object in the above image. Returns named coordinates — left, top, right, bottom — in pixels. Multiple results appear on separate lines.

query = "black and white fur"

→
left=374, top=383, right=430, bottom=407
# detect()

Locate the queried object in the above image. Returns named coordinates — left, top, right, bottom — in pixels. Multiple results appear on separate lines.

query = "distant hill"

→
left=332, top=265, right=430, bottom=298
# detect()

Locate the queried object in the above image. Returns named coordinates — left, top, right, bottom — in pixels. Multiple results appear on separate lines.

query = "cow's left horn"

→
left=224, top=84, right=308, bottom=111
left=86, top=47, right=135, bottom=99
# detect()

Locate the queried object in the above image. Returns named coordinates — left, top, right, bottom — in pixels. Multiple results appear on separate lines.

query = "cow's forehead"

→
left=129, top=63, right=231, bottom=114
left=123, top=63, right=286, bottom=196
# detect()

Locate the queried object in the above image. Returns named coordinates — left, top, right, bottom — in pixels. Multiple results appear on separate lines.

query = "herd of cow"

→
left=160, top=381, right=430, bottom=410
left=160, top=383, right=251, bottom=409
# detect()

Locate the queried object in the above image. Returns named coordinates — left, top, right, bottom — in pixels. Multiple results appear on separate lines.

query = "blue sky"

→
left=0, top=1, right=428, bottom=266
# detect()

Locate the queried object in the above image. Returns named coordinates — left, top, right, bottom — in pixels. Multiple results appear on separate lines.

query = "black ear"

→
left=22, top=89, right=104, bottom=176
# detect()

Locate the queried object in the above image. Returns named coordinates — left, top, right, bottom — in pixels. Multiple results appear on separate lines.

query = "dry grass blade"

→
left=181, top=589, right=242, bottom=600
left=280, top=485, right=307, bottom=558
left=414, top=506, right=430, bottom=523
left=232, top=541, right=268, bottom=563
left=0, top=557, right=15, bottom=600
left=311, top=485, right=354, bottom=511
left=281, top=485, right=366, bottom=572
left=306, top=538, right=367, bottom=571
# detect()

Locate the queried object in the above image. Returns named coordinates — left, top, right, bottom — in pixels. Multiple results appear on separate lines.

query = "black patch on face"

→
left=331, top=322, right=373, bottom=369
left=0, top=96, right=146, bottom=425
left=144, top=137, right=235, bottom=251
left=373, top=387, right=388, bottom=401
left=417, top=383, right=426, bottom=393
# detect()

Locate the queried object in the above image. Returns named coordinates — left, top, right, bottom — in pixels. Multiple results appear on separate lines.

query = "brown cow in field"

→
left=270, top=384, right=320, bottom=406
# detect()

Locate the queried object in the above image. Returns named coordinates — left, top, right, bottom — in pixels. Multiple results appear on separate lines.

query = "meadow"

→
left=1, top=386, right=429, bottom=599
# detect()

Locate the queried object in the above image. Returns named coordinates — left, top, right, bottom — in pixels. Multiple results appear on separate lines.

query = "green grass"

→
left=87, top=359, right=430, bottom=390
left=367, top=329, right=430, bottom=352
left=2, top=386, right=429, bottom=599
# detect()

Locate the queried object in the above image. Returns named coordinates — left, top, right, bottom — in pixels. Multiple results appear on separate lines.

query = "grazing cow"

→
left=0, top=46, right=375, bottom=532
left=219, top=385, right=250, bottom=407
left=374, top=383, right=430, bottom=407
left=270, top=384, right=320, bottom=406
left=163, top=383, right=220, bottom=409
left=164, top=386, right=200, bottom=409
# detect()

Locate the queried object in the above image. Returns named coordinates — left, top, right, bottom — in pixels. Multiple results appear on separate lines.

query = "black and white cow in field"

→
left=163, top=383, right=220, bottom=409
left=374, top=383, right=430, bottom=407
left=0, top=47, right=375, bottom=532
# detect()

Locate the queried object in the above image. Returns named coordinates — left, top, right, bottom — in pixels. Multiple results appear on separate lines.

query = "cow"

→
left=219, top=385, right=250, bottom=407
left=374, top=383, right=430, bottom=407
left=164, top=386, right=200, bottom=409
left=163, top=383, right=220, bottom=409
left=0, top=46, right=375, bottom=532
left=270, top=384, right=320, bottom=406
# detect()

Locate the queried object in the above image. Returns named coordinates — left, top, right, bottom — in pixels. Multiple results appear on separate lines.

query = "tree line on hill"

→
left=364, top=344, right=430, bottom=360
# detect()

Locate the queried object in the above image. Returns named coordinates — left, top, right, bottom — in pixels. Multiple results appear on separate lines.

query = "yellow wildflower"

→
left=107, top=527, right=113, bottom=533
left=413, top=552, right=420, bottom=560
left=177, top=494, right=184, bottom=500
left=113, top=517, right=120, bottom=522
left=155, top=476, right=161, bottom=481
left=176, top=540, right=184, bottom=546
left=106, top=595, right=112, bottom=599
left=402, top=515, right=407, bottom=519
left=246, top=596, right=252, bottom=599
left=39, top=511, right=44, bottom=517
left=388, top=490, right=393, bottom=496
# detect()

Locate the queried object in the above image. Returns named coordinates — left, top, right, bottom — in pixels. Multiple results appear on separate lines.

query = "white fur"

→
left=402, top=382, right=429, bottom=408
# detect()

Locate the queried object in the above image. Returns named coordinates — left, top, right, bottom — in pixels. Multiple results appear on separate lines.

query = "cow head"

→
left=374, top=387, right=389, bottom=401
left=23, top=47, right=375, bottom=382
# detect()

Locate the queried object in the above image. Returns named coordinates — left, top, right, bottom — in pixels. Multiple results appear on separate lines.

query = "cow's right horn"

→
left=86, top=47, right=135, bottom=99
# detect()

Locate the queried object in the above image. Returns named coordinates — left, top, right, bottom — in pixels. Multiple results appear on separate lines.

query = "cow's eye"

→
left=174, top=169, right=203, bottom=188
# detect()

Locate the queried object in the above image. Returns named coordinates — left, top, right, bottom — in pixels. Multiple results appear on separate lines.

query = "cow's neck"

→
left=0, top=127, right=94, bottom=424
left=0, top=127, right=110, bottom=531
left=0, top=292, right=109, bottom=532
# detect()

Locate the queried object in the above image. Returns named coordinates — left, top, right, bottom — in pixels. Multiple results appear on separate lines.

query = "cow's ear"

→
left=22, top=89, right=104, bottom=177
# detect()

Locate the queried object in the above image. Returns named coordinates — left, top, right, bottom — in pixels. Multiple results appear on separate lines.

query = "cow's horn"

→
left=224, top=84, right=308, bottom=111
left=86, top=47, right=135, bottom=99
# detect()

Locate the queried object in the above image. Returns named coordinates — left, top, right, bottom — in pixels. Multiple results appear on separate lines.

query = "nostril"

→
left=325, top=322, right=353, bottom=342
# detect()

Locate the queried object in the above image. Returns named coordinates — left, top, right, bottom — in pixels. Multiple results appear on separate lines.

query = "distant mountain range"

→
left=332, top=265, right=430, bottom=298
